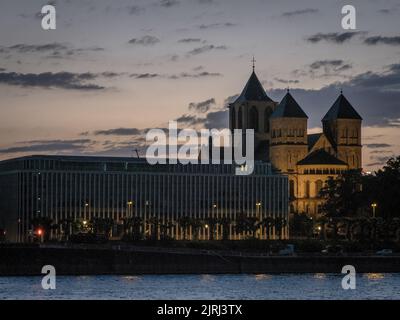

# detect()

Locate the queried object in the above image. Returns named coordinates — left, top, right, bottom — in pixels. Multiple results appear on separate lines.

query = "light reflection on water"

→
left=0, top=273, right=399, bottom=300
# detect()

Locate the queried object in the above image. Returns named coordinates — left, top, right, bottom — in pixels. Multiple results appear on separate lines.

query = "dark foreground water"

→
left=1, top=274, right=399, bottom=300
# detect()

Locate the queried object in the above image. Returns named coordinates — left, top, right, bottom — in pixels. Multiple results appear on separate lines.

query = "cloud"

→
left=0, top=139, right=92, bottom=154
left=128, top=35, right=160, bottom=46
left=308, top=59, right=352, bottom=77
left=187, top=44, right=227, bottom=55
left=189, top=98, right=216, bottom=113
left=94, top=128, right=142, bottom=136
left=127, top=71, right=222, bottom=80
left=168, top=71, right=222, bottom=79
left=178, top=38, right=203, bottom=43
left=203, top=110, right=228, bottom=129
left=364, top=143, right=392, bottom=148
left=274, top=78, right=300, bottom=84
left=268, top=62, right=400, bottom=128
left=0, top=43, right=104, bottom=59
left=128, top=5, right=145, bottom=15
left=306, top=32, right=365, bottom=44
left=130, top=73, right=160, bottom=79
left=159, top=0, right=180, bottom=8
left=224, top=94, right=239, bottom=107
left=198, top=22, right=236, bottom=29
left=364, top=35, right=400, bottom=46
left=175, top=114, right=206, bottom=126
left=309, top=60, right=348, bottom=70
left=0, top=71, right=105, bottom=90
left=282, top=8, right=319, bottom=17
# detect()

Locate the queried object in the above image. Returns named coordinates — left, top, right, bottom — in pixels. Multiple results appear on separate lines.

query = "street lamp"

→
left=371, top=203, right=377, bottom=218
left=256, top=202, right=262, bottom=239
left=127, top=201, right=134, bottom=218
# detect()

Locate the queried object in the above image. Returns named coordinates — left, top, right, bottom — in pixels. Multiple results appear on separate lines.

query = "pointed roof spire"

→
left=252, top=56, right=256, bottom=72
left=322, top=92, right=362, bottom=121
left=270, top=91, right=308, bottom=119
left=234, top=68, right=273, bottom=103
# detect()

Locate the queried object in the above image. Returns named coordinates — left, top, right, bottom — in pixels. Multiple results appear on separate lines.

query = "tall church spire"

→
left=252, top=56, right=256, bottom=72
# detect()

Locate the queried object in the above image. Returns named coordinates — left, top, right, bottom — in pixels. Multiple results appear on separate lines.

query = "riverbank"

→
left=1, top=245, right=400, bottom=276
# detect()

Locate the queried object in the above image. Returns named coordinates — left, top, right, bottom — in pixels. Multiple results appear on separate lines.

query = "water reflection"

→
left=365, top=273, right=385, bottom=280
left=314, top=273, right=326, bottom=279
left=255, top=274, right=272, bottom=281
left=201, top=274, right=215, bottom=282
left=123, top=276, right=140, bottom=281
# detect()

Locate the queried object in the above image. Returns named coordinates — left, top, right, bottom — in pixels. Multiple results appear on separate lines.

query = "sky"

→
left=0, top=0, right=400, bottom=171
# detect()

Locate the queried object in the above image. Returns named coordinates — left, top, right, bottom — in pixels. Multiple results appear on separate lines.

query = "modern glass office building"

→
left=0, top=155, right=289, bottom=242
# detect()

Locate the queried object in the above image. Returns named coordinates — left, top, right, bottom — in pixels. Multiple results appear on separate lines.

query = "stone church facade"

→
left=229, top=69, right=362, bottom=217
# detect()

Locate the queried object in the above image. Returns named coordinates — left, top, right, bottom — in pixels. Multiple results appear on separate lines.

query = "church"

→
left=228, top=66, right=362, bottom=217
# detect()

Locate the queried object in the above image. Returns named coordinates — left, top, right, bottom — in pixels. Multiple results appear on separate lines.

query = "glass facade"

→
left=0, top=155, right=289, bottom=242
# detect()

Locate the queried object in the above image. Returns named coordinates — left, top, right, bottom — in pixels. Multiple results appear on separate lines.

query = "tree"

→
left=59, top=218, right=74, bottom=240
left=218, top=217, right=231, bottom=241
left=147, top=216, right=161, bottom=240
left=178, top=216, right=191, bottom=240
left=289, top=214, right=312, bottom=239
left=190, top=218, right=204, bottom=241
left=204, top=217, right=219, bottom=241
left=319, top=170, right=364, bottom=217
left=30, top=216, right=54, bottom=241
left=274, top=217, right=287, bottom=240
left=372, top=156, right=400, bottom=219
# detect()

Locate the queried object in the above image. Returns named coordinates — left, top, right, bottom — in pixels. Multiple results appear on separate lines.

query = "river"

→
left=1, top=273, right=399, bottom=299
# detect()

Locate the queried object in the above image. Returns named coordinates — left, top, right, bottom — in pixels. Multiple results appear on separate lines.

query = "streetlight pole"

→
left=371, top=203, right=377, bottom=218
left=256, top=202, right=261, bottom=239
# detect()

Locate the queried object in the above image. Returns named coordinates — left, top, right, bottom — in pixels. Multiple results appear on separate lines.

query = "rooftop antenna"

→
left=251, top=56, right=256, bottom=72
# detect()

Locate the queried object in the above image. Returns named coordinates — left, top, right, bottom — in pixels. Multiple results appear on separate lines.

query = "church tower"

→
left=322, top=92, right=362, bottom=170
left=228, top=63, right=277, bottom=161
left=269, top=90, right=309, bottom=173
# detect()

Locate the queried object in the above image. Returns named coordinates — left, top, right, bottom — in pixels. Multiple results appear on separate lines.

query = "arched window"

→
left=238, top=107, right=243, bottom=129
left=264, top=108, right=272, bottom=133
left=231, top=108, right=236, bottom=129
left=289, top=180, right=295, bottom=199
left=304, top=181, right=310, bottom=198
left=315, top=180, right=323, bottom=196
left=249, top=106, right=259, bottom=131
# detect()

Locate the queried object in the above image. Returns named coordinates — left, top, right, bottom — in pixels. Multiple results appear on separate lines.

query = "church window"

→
left=304, top=181, right=310, bottom=198
left=315, top=180, right=323, bottom=196
left=231, top=108, right=236, bottom=128
left=264, top=108, right=272, bottom=133
left=289, top=180, right=295, bottom=199
left=249, top=106, right=259, bottom=131
left=238, top=107, right=243, bottom=129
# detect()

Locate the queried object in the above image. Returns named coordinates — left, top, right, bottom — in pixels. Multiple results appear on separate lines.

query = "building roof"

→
left=322, top=93, right=362, bottom=121
left=270, top=91, right=308, bottom=119
left=234, top=71, right=273, bottom=103
left=0, top=154, right=147, bottom=163
left=297, top=149, right=347, bottom=166
left=307, top=133, right=322, bottom=151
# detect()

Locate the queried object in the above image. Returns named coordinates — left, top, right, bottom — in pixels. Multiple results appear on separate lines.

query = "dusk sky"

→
left=1, top=0, right=400, bottom=170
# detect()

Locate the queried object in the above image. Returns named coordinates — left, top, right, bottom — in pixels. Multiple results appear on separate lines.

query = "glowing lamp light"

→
left=37, top=229, right=43, bottom=236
